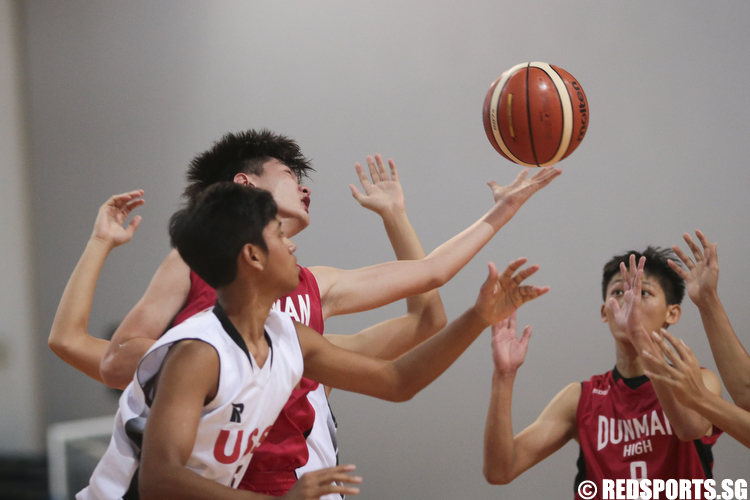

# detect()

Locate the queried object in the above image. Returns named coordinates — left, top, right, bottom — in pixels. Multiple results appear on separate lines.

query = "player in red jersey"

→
left=639, top=231, right=750, bottom=449
left=482, top=247, right=723, bottom=499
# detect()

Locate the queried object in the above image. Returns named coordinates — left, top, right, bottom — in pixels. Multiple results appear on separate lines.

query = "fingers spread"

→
left=366, top=155, right=380, bottom=182
left=388, top=158, right=399, bottom=181
left=512, top=263, right=540, bottom=284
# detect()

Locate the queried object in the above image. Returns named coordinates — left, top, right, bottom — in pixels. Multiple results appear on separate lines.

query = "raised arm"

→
left=99, top=248, right=192, bottom=389
left=670, top=230, right=750, bottom=410
left=643, top=330, right=749, bottom=449
left=324, top=155, right=446, bottom=359
left=610, top=256, right=719, bottom=440
left=483, top=313, right=579, bottom=484
left=311, top=166, right=561, bottom=320
left=48, top=190, right=144, bottom=383
left=301, top=258, right=549, bottom=402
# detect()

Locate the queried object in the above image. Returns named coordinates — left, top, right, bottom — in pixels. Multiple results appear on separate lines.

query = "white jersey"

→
left=77, top=306, right=303, bottom=500
left=297, top=384, right=341, bottom=500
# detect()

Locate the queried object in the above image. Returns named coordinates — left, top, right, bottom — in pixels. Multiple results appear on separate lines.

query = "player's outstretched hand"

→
left=669, top=230, right=719, bottom=308
left=607, top=255, right=655, bottom=352
left=487, top=165, right=562, bottom=213
left=90, top=190, right=145, bottom=250
left=349, top=154, right=405, bottom=217
left=283, top=464, right=362, bottom=499
left=474, top=259, right=549, bottom=326
left=491, top=311, right=532, bottom=376
left=642, top=329, right=708, bottom=410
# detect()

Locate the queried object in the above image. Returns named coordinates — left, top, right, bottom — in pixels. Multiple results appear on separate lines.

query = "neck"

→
left=216, top=281, right=278, bottom=347
left=614, top=340, right=646, bottom=378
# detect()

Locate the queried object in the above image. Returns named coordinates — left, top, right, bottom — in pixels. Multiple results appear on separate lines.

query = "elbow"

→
left=388, top=380, right=418, bottom=403
left=673, top=425, right=710, bottom=442
left=483, top=466, right=514, bottom=485
left=418, top=299, right=448, bottom=335
left=390, top=389, right=415, bottom=403
left=99, top=355, right=131, bottom=390
left=48, top=328, right=73, bottom=358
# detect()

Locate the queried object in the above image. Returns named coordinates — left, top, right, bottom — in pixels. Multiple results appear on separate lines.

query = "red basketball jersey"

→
left=575, top=368, right=720, bottom=499
left=174, top=266, right=326, bottom=495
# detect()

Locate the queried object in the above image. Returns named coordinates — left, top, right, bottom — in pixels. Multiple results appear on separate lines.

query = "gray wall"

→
left=15, top=0, right=750, bottom=497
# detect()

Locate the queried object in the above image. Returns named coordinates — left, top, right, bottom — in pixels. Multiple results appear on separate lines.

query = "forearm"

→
left=696, top=293, right=750, bottom=409
left=689, top=391, right=750, bottom=449
left=48, top=238, right=113, bottom=382
left=140, top=464, right=271, bottom=500
left=483, top=372, right=521, bottom=484
left=100, top=249, right=191, bottom=388
left=651, top=383, right=712, bottom=440
left=382, top=208, right=445, bottom=322
left=319, top=219, right=495, bottom=318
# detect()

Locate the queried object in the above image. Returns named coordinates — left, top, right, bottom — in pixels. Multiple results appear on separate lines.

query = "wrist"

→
left=380, top=205, right=408, bottom=225
left=88, top=236, right=115, bottom=254
left=482, top=202, right=515, bottom=232
left=468, top=305, right=493, bottom=330
left=493, top=369, right=518, bottom=382
left=694, top=290, right=721, bottom=309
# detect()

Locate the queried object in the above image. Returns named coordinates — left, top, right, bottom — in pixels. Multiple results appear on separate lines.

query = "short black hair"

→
left=601, top=246, right=685, bottom=305
left=169, top=182, right=278, bottom=289
left=183, top=129, right=314, bottom=204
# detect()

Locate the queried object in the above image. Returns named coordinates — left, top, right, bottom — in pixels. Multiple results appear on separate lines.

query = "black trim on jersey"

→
left=213, top=301, right=273, bottom=369
left=123, top=468, right=139, bottom=500
left=574, top=446, right=587, bottom=493
left=612, top=365, right=650, bottom=390
left=693, top=438, right=715, bottom=479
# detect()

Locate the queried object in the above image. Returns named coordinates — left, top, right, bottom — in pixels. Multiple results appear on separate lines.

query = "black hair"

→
left=169, top=182, right=278, bottom=289
left=183, top=129, right=314, bottom=204
left=601, top=246, right=685, bottom=305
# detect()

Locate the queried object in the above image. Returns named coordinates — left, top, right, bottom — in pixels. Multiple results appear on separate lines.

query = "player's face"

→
left=601, top=272, right=681, bottom=344
left=261, top=217, right=300, bottom=295
left=251, top=159, right=311, bottom=238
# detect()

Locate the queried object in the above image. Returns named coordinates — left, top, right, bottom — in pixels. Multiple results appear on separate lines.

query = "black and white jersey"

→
left=77, top=305, right=303, bottom=500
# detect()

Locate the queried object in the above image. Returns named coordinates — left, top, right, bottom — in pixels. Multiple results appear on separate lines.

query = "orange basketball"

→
left=482, top=62, right=589, bottom=167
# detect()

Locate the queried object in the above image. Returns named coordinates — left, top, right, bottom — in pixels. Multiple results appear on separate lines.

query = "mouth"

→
left=302, top=196, right=310, bottom=213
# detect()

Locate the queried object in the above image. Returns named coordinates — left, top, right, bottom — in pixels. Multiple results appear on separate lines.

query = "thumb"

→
left=608, top=297, right=621, bottom=316
left=349, top=185, right=365, bottom=203
left=125, top=215, right=142, bottom=238
left=519, top=325, right=533, bottom=348
left=482, top=262, right=499, bottom=290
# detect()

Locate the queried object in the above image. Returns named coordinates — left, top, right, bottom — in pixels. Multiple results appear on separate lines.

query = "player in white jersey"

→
left=79, top=306, right=303, bottom=499
left=64, top=183, right=551, bottom=499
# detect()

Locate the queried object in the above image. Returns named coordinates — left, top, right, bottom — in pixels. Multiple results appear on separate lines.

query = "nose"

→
left=288, top=240, right=297, bottom=253
left=299, top=184, right=311, bottom=196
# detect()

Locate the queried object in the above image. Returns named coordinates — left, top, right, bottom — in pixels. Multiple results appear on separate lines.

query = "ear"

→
left=239, top=243, right=266, bottom=272
left=664, top=303, right=681, bottom=326
left=234, top=172, right=258, bottom=187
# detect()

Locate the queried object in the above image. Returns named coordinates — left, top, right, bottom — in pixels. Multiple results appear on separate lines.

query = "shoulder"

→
left=541, top=383, right=581, bottom=420
left=699, top=367, right=722, bottom=396
left=556, top=382, right=583, bottom=408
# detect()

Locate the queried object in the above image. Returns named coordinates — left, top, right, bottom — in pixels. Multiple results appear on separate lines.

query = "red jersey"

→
left=574, top=368, right=720, bottom=499
left=174, top=267, right=326, bottom=495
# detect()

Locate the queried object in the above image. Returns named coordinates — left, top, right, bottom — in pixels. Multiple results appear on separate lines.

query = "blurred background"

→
left=1, top=1, right=748, bottom=498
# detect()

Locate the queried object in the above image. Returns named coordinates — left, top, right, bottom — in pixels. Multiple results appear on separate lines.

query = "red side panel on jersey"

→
left=239, top=266, right=325, bottom=495
left=574, top=370, right=720, bottom=499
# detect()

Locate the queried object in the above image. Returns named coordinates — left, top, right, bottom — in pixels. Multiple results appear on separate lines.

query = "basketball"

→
left=482, top=62, right=589, bottom=167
